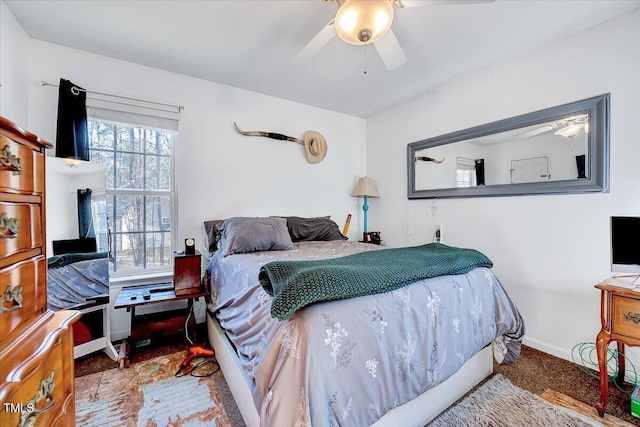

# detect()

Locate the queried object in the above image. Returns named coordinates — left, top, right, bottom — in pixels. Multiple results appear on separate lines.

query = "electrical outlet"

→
left=435, top=224, right=442, bottom=243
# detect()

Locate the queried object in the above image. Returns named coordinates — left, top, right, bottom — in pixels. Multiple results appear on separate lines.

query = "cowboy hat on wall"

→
left=233, top=122, right=327, bottom=164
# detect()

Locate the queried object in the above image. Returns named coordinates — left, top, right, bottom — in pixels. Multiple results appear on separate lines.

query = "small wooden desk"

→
left=114, top=283, right=208, bottom=363
left=594, top=283, right=640, bottom=416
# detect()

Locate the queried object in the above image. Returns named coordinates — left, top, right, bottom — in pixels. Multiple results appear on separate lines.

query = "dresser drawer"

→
left=0, top=202, right=42, bottom=265
left=0, top=311, right=78, bottom=427
left=0, top=256, right=47, bottom=348
left=611, top=294, right=640, bottom=339
left=0, top=135, right=44, bottom=196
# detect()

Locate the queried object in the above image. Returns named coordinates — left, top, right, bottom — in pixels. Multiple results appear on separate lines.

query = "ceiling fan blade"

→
left=291, top=19, right=336, bottom=65
left=515, top=125, right=555, bottom=140
left=398, top=0, right=495, bottom=7
left=374, top=29, right=407, bottom=70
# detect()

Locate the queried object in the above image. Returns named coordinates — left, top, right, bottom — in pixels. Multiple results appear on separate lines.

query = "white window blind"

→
left=87, top=98, right=180, bottom=131
left=456, top=157, right=476, bottom=170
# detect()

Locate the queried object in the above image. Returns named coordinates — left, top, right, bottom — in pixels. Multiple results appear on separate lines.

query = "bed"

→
left=47, top=251, right=109, bottom=311
left=204, top=217, right=524, bottom=426
left=47, top=244, right=118, bottom=360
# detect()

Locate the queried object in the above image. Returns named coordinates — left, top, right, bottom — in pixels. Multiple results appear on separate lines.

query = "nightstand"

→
left=594, top=283, right=640, bottom=416
left=174, top=250, right=202, bottom=295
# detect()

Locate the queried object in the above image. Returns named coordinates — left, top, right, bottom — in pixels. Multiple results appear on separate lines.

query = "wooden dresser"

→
left=0, top=116, right=80, bottom=426
left=594, top=283, right=640, bottom=416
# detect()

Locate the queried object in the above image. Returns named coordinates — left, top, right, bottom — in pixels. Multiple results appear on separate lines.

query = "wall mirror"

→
left=407, top=94, right=609, bottom=199
left=46, top=156, right=118, bottom=360
left=46, top=158, right=108, bottom=255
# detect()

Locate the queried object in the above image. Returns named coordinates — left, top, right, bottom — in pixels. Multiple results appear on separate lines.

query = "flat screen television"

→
left=611, top=216, right=640, bottom=275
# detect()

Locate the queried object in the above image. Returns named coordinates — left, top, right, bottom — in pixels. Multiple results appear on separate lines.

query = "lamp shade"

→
left=351, top=176, right=379, bottom=198
left=335, top=0, right=394, bottom=45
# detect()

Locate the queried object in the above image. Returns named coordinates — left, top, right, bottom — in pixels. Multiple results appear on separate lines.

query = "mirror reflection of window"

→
left=456, top=157, right=477, bottom=187
left=91, top=191, right=108, bottom=253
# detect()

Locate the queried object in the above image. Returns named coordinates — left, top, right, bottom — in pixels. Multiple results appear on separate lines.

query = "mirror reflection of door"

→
left=510, top=156, right=550, bottom=184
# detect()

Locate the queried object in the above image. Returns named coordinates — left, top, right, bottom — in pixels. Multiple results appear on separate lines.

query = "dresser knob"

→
left=0, top=212, right=19, bottom=238
left=623, top=312, right=640, bottom=324
left=18, top=371, right=56, bottom=427
left=0, top=145, right=22, bottom=175
left=0, top=284, right=23, bottom=315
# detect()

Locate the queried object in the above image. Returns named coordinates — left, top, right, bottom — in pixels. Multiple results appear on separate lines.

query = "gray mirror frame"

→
left=407, top=94, right=610, bottom=199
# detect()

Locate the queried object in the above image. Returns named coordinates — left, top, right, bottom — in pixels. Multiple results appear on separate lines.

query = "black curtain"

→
left=576, top=155, right=586, bottom=179
left=77, top=188, right=95, bottom=239
left=475, top=159, right=485, bottom=186
left=56, top=78, right=90, bottom=161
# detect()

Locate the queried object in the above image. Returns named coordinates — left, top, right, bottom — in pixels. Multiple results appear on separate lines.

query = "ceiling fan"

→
left=292, top=0, right=495, bottom=71
left=515, top=114, right=590, bottom=140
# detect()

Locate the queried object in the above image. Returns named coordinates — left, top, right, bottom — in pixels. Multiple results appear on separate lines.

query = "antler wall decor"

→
left=233, top=122, right=327, bottom=164
left=415, top=156, right=445, bottom=164
left=233, top=122, right=303, bottom=145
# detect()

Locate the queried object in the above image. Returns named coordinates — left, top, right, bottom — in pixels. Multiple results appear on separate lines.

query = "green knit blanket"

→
left=259, top=243, right=493, bottom=320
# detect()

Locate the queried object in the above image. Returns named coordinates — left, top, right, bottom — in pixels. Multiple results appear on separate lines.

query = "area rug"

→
left=428, top=374, right=604, bottom=427
left=75, top=351, right=232, bottom=427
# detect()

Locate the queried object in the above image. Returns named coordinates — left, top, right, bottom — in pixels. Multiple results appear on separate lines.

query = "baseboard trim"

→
left=523, top=337, right=572, bottom=361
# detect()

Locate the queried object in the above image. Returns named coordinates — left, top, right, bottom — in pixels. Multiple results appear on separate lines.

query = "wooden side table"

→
left=594, top=283, right=640, bottom=416
left=174, top=250, right=202, bottom=295
left=114, top=283, right=208, bottom=367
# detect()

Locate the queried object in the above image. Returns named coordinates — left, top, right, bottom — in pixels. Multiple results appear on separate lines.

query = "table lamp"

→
left=351, top=176, right=379, bottom=241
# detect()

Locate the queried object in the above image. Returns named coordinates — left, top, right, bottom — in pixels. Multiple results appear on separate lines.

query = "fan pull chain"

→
left=363, top=42, right=368, bottom=75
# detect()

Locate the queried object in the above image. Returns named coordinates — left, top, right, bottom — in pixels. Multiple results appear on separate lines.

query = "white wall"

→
left=0, top=1, right=30, bottom=125
left=367, top=8, right=640, bottom=368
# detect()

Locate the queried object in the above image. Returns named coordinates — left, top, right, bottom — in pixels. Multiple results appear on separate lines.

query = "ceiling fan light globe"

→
left=335, top=0, right=394, bottom=45
left=554, top=123, right=584, bottom=139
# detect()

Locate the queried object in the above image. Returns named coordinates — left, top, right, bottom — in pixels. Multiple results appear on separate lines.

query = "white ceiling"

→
left=6, top=0, right=639, bottom=118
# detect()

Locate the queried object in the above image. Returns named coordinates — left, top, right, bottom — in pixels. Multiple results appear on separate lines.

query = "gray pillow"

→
left=204, top=219, right=223, bottom=253
left=215, top=217, right=294, bottom=257
left=283, top=216, right=347, bottom=242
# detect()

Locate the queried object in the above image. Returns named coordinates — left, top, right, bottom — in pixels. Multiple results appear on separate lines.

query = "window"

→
left=87, top=100, right=179, bottom=276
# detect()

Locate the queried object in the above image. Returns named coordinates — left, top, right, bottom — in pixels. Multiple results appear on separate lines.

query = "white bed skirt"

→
left=206, top=311, right=493, bottom=427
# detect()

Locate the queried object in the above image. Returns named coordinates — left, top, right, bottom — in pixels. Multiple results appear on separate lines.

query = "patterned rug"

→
left=428, top=374, right=604, bottom=427
left=75, top=351, right=231, bottom=427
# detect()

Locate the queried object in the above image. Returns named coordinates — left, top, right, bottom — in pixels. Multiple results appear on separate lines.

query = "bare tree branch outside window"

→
left=88, top=120, right=174, bottom=275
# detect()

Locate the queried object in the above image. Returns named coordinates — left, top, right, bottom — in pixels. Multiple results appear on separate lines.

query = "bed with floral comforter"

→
left=206, top=240, right=524, bottom=426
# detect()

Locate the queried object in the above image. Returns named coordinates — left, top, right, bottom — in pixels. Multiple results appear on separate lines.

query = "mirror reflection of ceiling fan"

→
left=292, top=0, right=496, bottom=71
left=515, top=114, right=589, bottom=140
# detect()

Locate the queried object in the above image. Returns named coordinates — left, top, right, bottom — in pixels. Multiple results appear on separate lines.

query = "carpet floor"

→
left=429, top=374, right=602, bottom=426
left=494, top=345, right=637, bottom=425
left=75, top=338, right=638, bottom=426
